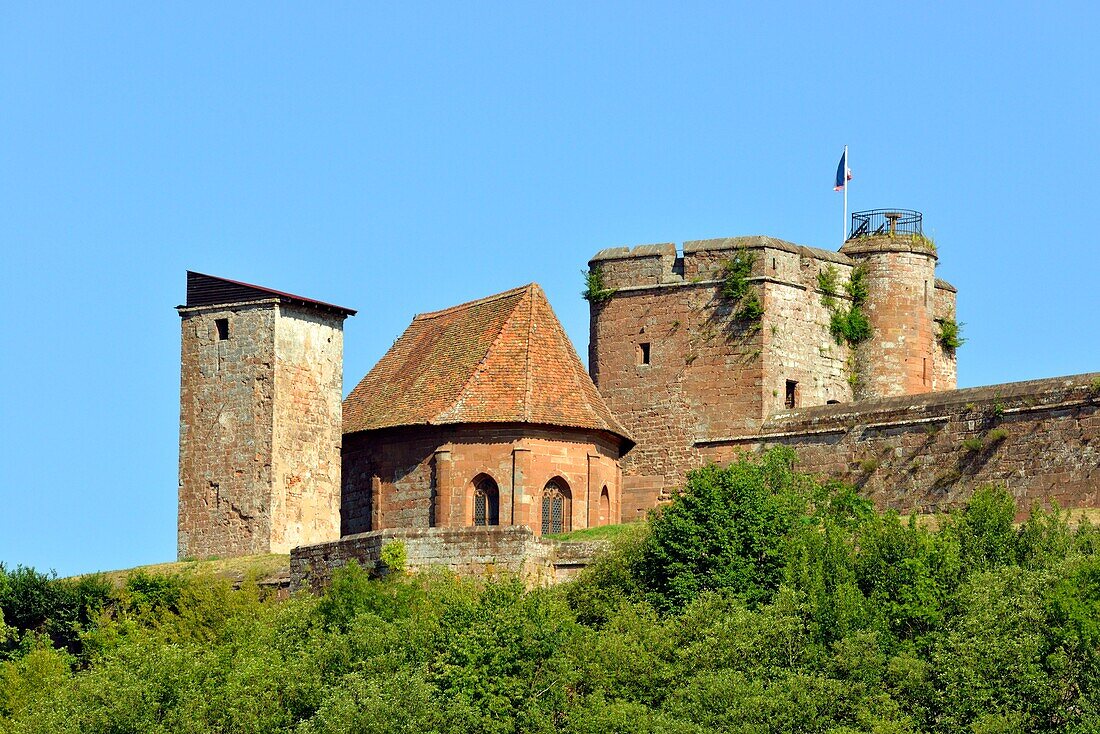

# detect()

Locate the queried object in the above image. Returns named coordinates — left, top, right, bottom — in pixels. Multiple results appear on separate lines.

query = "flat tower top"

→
left=182, top=271, right=357, bottom=316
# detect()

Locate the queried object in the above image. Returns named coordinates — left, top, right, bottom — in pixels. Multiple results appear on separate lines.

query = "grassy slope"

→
left=73, top=554, right=290, bottom=586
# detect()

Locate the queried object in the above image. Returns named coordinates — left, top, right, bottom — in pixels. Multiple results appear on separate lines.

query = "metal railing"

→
left=848, top=209, right=922, bottom=239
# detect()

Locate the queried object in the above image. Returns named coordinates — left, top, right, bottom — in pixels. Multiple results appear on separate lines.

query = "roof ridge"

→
left=413, top=284, right=532, bottom=321
left=439, top=285, right=534, bottom=421
left=523, top=285, right=535, bottom=421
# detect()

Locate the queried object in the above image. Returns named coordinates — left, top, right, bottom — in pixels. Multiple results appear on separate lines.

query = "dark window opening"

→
left=215, top=318, right=230, bottom=341
left=541, top=479, right=570, bottom=535
left=785, top=380, right=798, bottom=409
left=637, top=342, right=651, bottom=366
left=827, top=399, right=840, bottom=405
left=473, top=476, right=499, bottom=527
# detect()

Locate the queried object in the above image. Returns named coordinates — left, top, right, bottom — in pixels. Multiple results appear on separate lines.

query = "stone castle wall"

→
left=589, top=236, right=958, bottom=511
left=270, top=305, right=345, bottom=552
left=341, top=424, right=622, bottom=536
left=698, top=373, right=1100, bottom=517
left=178, top=302, right=278, bottom=559
left=290, top=526, right=605, bottom=592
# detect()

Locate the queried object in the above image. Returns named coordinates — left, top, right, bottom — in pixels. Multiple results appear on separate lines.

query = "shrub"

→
left=962, top=437, right=984, bottom=452
left=638, top=447, right=814, bottom=611
left=582, top=267, right=616, bottom=305
left=719, top=249, right=755, bottom=300
left=935, top=318, right=965, bottom=352
left=380, top=541, right=408, bottom=575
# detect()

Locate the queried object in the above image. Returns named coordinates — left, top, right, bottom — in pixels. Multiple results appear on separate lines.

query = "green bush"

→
left=380, top=541, right=408, bottom=575
left=4, top=458, right=1100, bottom=733
left=582, top=267, right=616, bottom=305
left=935, top=317, right=966, bottom=351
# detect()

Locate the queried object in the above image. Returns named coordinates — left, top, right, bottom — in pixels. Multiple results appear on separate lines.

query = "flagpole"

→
left=843, top=145, right=848, bottom=246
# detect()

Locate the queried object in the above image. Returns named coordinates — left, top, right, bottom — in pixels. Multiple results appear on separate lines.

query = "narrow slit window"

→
left=215, top=318, right=230, bottom=341
left=785, top=380, right=798, bottom=409
left=637, top=342, right=651, bottom=366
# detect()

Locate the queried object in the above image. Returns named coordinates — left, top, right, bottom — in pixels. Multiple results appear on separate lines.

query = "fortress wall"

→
left=270, top=305, right=345, bottom=553
left=290, top=526, right=606, bottom=592
left=178, top=302, right=278, bottom=559
left=697, top=373, right=1100, bottom=517
left=758, top=247, right=855, bottom=413
left=933, top=282, right=958, bottom=391
left=589, top=244, right=768, bottom=502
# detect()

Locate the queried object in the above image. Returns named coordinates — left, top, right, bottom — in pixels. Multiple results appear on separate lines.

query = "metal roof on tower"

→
left=181, top=271, right=357, bottom=316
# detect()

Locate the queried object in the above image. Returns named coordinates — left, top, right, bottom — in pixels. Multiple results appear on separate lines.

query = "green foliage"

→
left=935, top=317, right=965, bottom=352
left=817, top=264, right=841, bottom=305
left=718, top=249, right=755, bottom=300
left=963, top=436, right=985, bottom=452
left=829, top=306, right=873, bottom=345
left=380, top=541, right=408, bottom=574
left=3, top=466, right=1100, bottom=733
left=822, top=264, right=873, bottom=347
left=638, top=448, right=817, bottom=610
left=734, top=292, right=764, bottom=323
left=719, top=249, right=764, bottom=325
left=581, top=266, right=616, bottom=305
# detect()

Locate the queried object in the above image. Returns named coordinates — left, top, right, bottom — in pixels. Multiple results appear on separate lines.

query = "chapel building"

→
left=340, top=283, right=633, bottom=536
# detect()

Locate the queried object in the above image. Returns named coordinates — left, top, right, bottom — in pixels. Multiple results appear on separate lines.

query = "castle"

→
left=177, top=209, right=1099, bottom=575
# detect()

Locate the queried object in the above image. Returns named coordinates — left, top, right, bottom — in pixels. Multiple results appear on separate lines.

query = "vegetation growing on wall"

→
left=581, top=266, right=616, bottom=304
left=936, top=317, right=966, bottom=352
left=819, top=264, right=872, bottom=347
left=4, top=449, right=1100, bottom=733
left=719, top=249, right=764, bottom=326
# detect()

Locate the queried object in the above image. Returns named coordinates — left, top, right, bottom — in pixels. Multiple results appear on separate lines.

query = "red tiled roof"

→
left=342, top=284, right=632, bottom=448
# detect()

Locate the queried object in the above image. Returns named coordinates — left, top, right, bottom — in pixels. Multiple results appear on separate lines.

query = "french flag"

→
left=834, top=148, right=852, bottom=191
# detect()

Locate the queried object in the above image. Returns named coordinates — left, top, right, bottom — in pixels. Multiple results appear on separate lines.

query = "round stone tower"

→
left=839, top=210, right=938, bottom=400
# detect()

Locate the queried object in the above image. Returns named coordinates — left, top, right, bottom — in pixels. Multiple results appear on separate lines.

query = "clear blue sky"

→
left=2, top=3, right=1097, bottom=576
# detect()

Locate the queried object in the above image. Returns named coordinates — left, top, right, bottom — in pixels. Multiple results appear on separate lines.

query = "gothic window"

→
left=541, top=479, right=571, bottom=535
left=599, top=486, right=610, bottom=526
left=473, top=475, right=499, bottom=527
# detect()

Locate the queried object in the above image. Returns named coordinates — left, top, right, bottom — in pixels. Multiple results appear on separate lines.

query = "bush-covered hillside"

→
left=3, top=448, right=1099, bottom=733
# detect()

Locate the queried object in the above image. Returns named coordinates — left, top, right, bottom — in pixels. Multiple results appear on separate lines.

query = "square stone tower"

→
left=177, top=272, right=355, bottom=559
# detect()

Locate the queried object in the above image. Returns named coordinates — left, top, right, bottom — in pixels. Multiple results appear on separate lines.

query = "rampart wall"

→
left=698, top=373, right=1100, bottom=517
left=290, top=526, right=605, bottom=592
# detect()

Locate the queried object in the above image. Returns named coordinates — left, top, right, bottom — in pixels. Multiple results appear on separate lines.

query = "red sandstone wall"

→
left=933, top=284, right=958, bottom=391
left=840, top=237, right=938, bottom=399
left=341, top=424, right=622, bottom=536
left=699, top=373, right=1100, bottom=517
left=589, top=245, right=765, bottom=497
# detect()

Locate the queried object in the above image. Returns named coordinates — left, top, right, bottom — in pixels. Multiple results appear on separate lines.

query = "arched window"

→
left=541, top=479, right=571, bottom=535
left=473, top=475, right=499, bottom=527
left=599, top=486, right=610, bottom=526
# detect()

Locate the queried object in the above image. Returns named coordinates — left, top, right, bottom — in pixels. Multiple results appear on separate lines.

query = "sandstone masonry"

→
left=177, top=273, right=354, bottom=559
left=589, top=233, right=958, bottom=510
